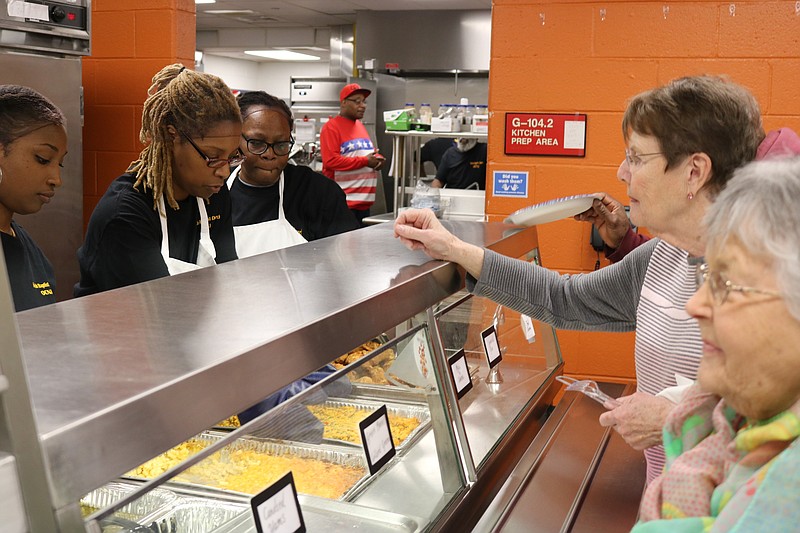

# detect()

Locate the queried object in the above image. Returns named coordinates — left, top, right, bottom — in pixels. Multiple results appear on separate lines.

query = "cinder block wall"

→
left=82, top=0, right=196, bottom=226
left=488, top=1, right=800, bottom=380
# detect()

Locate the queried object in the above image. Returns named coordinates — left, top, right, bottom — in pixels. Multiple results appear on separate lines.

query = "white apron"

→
left=158, top=195, right=217, bottom=275
left=227, top=167, right=307, bottom=258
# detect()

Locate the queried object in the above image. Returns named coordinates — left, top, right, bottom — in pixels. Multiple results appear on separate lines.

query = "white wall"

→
left=202, top=54, right=331, bottom=99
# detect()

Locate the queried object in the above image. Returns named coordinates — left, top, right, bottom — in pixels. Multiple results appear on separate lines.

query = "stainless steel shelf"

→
left=14, top=221, right=535, bottom=510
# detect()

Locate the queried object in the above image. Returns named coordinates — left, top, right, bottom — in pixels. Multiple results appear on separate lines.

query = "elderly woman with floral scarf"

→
left=632, top=156, right=800, bottom=532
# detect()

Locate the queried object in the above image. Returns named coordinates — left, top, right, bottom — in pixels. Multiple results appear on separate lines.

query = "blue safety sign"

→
left=493, top=171, right=528, bottom=197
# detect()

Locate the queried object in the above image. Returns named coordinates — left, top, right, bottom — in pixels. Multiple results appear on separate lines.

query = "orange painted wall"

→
left=82, top=0, right=196, bottom=227
left=488, top=1, right=800, bottom=381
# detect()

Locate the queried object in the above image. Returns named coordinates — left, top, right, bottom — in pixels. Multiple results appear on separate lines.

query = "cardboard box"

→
left=431, top=116, right=459, bottom=132
left=384, top=109, right=411, bottom=131
left=471, top=114, right=489, bottom=134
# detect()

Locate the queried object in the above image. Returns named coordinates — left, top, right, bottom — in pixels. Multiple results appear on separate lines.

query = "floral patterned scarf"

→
left=632, top=383, right=800, bottom=532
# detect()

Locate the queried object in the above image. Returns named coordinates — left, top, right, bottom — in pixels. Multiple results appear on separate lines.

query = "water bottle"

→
left=403, top=102, right=417, bottom=121
left=419, top=103, right=432, bottom=125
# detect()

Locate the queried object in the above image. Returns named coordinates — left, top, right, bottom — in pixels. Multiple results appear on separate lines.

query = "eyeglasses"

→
left=179, top=130, right=245, bottom=168
left=695, top=263, right=781, bottom=306
left=344, top=97, right=367, bottom=106
left=241, top=135, right=294, bottom=157
left=624, top=150, right=665, bottom=168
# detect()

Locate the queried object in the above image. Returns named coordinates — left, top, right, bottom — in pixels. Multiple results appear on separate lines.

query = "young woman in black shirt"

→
left=0, top=85, right=67, bottom=311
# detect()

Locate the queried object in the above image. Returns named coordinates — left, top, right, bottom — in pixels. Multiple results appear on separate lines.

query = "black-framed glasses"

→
left=241, top=135, right=294, bottom=157
left=624, top=149, right=665, bottom=168
left=344, top=97, right=367, bottom=106
left=695, top=263, right=781, bottom=306
left=179, top=130, right=245, bottom=168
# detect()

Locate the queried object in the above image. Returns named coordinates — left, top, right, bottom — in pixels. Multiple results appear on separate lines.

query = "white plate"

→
left=504, top=194, right=595, bottom=227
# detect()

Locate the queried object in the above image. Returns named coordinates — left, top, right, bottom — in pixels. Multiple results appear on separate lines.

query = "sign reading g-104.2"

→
left=504, top=113, right=587, bottom=157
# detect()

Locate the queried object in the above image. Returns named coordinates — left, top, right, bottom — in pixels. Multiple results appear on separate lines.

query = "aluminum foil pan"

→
left=310, top=398, right=431, bottom=454
left=80, top=481, right=178, bottom=521
left=141, top=498, right=247, bottom=533
left=211, top=494, right=424, bottom=533
left=127, top=432, right=372, bottom=502
left=348, top=382, right=428, bottom=403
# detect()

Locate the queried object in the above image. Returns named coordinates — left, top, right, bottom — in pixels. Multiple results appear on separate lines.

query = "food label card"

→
left=359, top=405, right=396, bottom=475
left=481, top=325, right=503, bottom=369
left=251, top=471, right=305, bottom=533
left=520, top=315, right=537, bottom=343
left=448, top=349, right=473, bottom=399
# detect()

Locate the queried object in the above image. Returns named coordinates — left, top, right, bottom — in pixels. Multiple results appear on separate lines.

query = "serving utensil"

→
left=556, top=376, right=620, bottom=408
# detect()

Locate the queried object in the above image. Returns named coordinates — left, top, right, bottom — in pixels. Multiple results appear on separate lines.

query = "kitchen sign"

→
left=493, top=171, right=528, bottom=198
left=505, top=113, right=587, bottom=157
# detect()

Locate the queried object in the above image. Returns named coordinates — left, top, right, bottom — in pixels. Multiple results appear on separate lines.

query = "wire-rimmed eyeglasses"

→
left=695, top=263, right=781, bottom=306
left=624, top=150, right=665, bottom=168
left=242, top=135, right=294, bottom=157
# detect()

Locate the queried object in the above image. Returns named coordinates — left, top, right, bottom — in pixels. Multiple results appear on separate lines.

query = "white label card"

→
left=8, top=1, right=50, bottom=21
left=251, top=472, right=305, bottom=533
left=521, top=315, right=536, bottom=343
left=359, top=405, right=396, bottom=475
left=481, top=325, right=503, bottom=369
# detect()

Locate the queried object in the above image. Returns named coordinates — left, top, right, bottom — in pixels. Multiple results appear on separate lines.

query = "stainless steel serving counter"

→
left=8, top=221, right=538, bottom=518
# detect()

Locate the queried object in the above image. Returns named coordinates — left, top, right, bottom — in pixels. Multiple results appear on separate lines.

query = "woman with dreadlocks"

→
left=75, top=64, right=243, bottom=297
left=0, top=85, right=67, bottom=310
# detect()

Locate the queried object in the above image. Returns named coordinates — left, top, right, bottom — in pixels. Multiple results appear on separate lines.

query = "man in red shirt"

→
left=320, top=83, right=384, bottom=225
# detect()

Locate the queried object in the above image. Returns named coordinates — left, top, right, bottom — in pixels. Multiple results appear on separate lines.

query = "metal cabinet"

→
left=0, top=221, right=563, bottom=532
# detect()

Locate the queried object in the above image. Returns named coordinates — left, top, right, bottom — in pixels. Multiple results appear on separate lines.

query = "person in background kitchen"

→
left=227, top=90, right=357, bottom=258
left=0, top=85, right=67, bottom=310
left=394, top=75, right=765, bottom=484
left=420, top=137, right=455, bottom=176
left=74, top=64, right=242, bottom=297
left=320, top=82, right=384, bottom=226
left=576, top=127, right=800, bottom=263
left=431, top=138, right=487, bottom=190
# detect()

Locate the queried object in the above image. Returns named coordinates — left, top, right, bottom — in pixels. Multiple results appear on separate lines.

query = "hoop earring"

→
left=687, top=191, right=694, bottom=200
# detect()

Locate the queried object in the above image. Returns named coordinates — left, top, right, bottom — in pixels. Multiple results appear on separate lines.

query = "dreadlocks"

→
left=129, top=64, right=241, bottom=210
left=0, top=85, right=65, bottom=153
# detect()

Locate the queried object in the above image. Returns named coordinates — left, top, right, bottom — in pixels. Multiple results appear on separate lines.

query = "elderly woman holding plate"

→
left=394, top=75, right=764, bottom=482
left=632, top=157, right=800, bottom=532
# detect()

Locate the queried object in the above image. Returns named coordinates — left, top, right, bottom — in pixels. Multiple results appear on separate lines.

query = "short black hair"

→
left=236, top=91, right=293, bottom=131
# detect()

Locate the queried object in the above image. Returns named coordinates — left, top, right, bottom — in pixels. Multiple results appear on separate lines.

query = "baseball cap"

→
left=340, top=83, right=371, bottom=102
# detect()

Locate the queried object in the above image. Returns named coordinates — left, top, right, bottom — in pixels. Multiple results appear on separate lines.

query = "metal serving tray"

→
left=312, top=398, right=431, bottom=454
left=348, top=382, right=428, bottom=403
left=80, top=481, right=178, bottom=522
left=211, top=494, right=424, bottom=533
left=141, top=497, right=248, bottom=533
left=126, top=432, right=373, bottom=502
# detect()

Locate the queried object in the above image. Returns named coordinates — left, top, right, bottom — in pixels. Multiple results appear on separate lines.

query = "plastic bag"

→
left=410, top=180, right=442, bottom=217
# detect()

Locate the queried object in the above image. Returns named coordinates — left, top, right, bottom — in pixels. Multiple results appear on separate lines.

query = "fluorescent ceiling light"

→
left=195, top=0, right=216, bottom=4
left=245, top=50, right=320, bottom=61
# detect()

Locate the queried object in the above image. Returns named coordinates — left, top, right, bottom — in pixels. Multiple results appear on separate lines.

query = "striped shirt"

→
left=320, top=115, right=378, bottom=210
left=471, top=238, right=702, bottom=483
left=636, top=241, right=701, bottom=482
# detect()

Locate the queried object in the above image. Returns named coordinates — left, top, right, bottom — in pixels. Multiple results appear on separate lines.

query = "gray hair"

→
left=704, top=156, right=800, bottom=319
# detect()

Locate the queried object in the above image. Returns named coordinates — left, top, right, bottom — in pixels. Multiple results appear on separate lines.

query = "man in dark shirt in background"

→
left=431, top=138, right=487, bottom=190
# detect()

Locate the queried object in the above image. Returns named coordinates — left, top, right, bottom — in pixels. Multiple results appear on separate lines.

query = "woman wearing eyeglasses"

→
left=227, top=91, right=357, bottom=258
left=394, top=75, right=764, bottom=482
left=74, top=64, right=242, bottom=296
left=632, top=157, right=800, bottom=532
